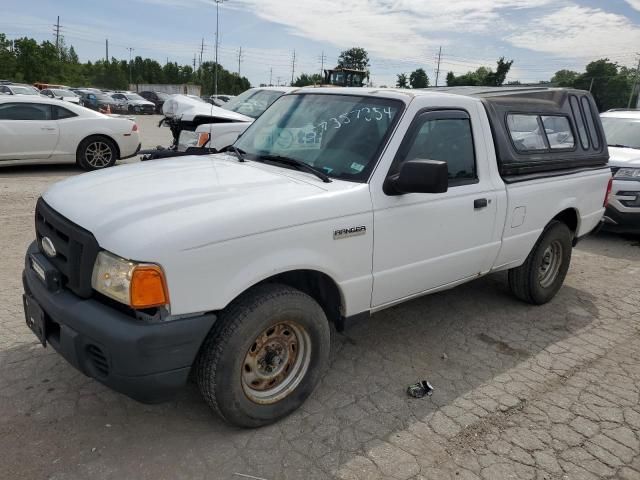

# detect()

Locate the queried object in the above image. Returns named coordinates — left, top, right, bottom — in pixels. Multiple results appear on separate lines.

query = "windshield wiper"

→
left=608, top=143, right=638, bottom=149
left=224, top=145, right=246, bottom=162
left=255, top=154, right=332, bottom=183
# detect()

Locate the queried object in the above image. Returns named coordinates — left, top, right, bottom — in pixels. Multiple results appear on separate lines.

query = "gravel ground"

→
left=1, top=125, right=640, bottom=479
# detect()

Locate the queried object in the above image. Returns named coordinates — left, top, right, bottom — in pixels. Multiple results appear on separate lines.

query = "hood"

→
left=608, top=146, right=640, bottom=168
left=162, top=94, right=251, bottom=122
left=61, top=96, right=80, bottom=103
left=41, top=155, right=363, bottom=260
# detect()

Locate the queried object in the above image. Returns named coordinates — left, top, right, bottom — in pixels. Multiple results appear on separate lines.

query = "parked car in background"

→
left=22, top=86, right=610, bottom=427
left=0, top=84, right=42, bottom=96
left=111, top=92, right=156, bottom=114
left=0, top=96, right=140, bottom=170
left=40, top=88, right=81, bottom=104
left=75, top=90, right=127, bottom=114
left=138, top=90, right=171, bottom=113
left=600, top=109, right=640, bottom=233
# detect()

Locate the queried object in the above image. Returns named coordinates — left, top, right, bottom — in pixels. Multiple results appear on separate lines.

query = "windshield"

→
left=223, top=89, right=285, bottom=119
left=601, top=116, right=640, bottom=149
left=52, top=89, right=77, bottom=97
left=125, top=93, right=145, bottom=101
left=11, top=86, right=39, bottom=95
left=95, top=93, right=114, bottom=101
left=235, top=93, right=403, bottom=182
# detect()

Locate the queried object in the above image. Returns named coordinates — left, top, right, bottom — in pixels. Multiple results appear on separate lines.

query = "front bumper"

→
left=22, top=242, right=216, bottom=403
left=603, top=180, right=640, bottom=233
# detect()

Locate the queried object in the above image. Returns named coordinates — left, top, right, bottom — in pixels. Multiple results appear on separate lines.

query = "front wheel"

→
left=508, top=221, right=573, bottom=305
left=196, top=284, right=331, bottom=428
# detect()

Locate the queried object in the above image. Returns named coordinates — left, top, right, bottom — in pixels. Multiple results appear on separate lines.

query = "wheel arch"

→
left=551, top=207, right=580, bottom=243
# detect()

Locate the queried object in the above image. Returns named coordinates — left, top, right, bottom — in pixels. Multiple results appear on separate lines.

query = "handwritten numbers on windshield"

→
left=315, top=106, right=395, bottom=133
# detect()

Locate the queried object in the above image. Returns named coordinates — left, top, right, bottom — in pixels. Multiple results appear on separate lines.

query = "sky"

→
left=2, top=0, right=640, bottom=89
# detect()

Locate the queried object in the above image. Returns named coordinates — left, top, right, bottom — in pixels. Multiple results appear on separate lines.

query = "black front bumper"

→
left=603, top=206, right=640, bottom=234
left=22, top=242, right=216, bottom=403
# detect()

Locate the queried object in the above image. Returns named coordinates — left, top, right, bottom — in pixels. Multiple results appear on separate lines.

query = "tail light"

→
left=604, top=176, right=613, bottom=207
left=132, top=123, right=138, bottom=132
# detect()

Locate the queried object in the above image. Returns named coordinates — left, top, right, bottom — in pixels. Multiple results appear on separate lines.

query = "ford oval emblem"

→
left=41, top=237, right=57, bottom=258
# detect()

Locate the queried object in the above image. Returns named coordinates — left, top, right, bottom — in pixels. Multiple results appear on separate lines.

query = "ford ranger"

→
left=23, top=86, right=611, bottom=428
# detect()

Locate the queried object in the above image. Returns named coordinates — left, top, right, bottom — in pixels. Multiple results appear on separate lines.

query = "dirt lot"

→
left=1, top=126, right=640, bottom=479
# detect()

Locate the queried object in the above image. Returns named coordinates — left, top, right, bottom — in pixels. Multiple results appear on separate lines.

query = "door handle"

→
left=474, top=198, right=488, bottom=209
left=41, top=127, right=56, bottom=131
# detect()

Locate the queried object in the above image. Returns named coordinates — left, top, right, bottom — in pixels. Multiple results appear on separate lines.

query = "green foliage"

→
left=337, top=47, right=370, bottom=71
left=446, top=57, right=513, bottom=87
left=550, top=69, right=579, bottom=87
left=565, top=59, right=634, bottom=111
left=409, top=68, right=429, bottom=89
left=292, top=73, right=322, bottom=87
left=0, top=32, right=250, bottom=95
left=396, top=73, right=408, bottom=88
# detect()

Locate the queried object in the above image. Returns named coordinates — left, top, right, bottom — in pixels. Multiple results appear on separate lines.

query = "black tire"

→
left=508, top=221, right=573, bottom=305
left=196, top=283, right=331, bottom=428
left=77, top=136, right=118, bottom=171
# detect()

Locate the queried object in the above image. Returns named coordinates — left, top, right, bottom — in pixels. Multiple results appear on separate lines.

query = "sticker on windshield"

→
left=350, top=162, right=365, bottom=172
left=254, top=125, right=322, bottom=152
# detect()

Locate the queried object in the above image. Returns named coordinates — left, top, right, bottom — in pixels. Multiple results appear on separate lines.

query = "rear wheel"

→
left=508, top=221, right=572, bottom=305
left=77, top=136, right=118, bottom=170
left=196, top=284, right=331, bottom=428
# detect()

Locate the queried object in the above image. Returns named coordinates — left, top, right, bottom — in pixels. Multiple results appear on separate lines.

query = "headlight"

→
left=91, top=251, right=169, bottom=309
left=615, top=168, right=640, bottom=180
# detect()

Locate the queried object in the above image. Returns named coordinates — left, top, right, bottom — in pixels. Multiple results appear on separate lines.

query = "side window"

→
left=580, top=97, right=601, bottom=150
left=570, top=96, right=590, bottom=149
left=507, top=114, right=546, bottom=151
left=395, top=111, right=477, bottom=186
left=53, top=105, right=77, bottom=120
left=0, top=103, right=52, bottom=120
left=541, top=116, right=575, bottom=149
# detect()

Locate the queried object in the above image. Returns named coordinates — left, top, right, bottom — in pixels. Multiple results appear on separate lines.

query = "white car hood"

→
left=608, top=146, right=640, bottom=168
left=60, top=96, right=80, bottom=103
left=162, top=94, right=251, bottom=122
left=41, top=155, right=364, bottom=260
left=127, top=99, right=154, bottom=106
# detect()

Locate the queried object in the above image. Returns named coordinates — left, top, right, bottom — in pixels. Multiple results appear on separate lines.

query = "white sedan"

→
left=0, top=96, right=140, bottom=170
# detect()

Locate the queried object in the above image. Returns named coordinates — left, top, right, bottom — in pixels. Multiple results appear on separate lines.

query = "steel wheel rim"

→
left=241, top=321, right=311, bottom=405
left=538, top=240, right=563, bottom=288
left=85, top=141, right=113, bottom=168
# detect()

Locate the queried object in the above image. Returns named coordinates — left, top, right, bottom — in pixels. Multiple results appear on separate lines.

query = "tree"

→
left=446, top=58, right=513, bottom=87
left=551, top=69, right=579, bottom=87
left=293, top=73, right=322, bottom=87
left=573, top=59, right=631, bottom=111
left=396, top=73, right=408, bottom=88
left=337, top=47, right=370, bottom=71
left=409, top=68, right=429, bottom=88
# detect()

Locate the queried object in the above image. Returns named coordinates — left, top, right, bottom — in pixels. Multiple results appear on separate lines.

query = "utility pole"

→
left=237, top=46, right=243, bottom=77
left=199, top=37, right=204, bottom=70
left=127, top=47, right=134, bottom=86
left=291, top=49, right=296, bottom=86
left=214, top=0, right=224, bottom=96
left=54, top=16, right=60, bottom=53
left=193, top=53, right=196, bottom=71
left=627, top=54, right=640, bottom=109
left=269, top=67, right=273, bottom=86
left=589, top=77, right=595, bottom=92
left=276, top=76, right=281, bottom=87
left=319, top=51, right=326, bottom=79
left=105, top=39, right=109, bottom=62
left=435, top=46, right=442, bottom=87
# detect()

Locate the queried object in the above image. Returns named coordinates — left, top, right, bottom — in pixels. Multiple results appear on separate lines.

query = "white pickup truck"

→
left=23, top=87, right=611, bottom=427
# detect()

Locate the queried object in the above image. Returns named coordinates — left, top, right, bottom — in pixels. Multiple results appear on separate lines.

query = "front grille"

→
left=35, top=198, right=99, bottom=298
left=86, top=344, right=109, bottom=376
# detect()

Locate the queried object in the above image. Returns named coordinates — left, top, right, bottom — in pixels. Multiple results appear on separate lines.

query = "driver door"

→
left=0, top=102, right=59, bottom=160
left=370, top=106, right=500, bottom=307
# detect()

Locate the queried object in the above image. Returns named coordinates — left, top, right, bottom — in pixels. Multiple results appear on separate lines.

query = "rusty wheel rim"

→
left=241, top=321, right=311, bottom=404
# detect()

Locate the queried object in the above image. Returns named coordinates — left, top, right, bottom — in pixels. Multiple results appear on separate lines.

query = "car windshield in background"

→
left=94, top=93, right=115, bottom=102
left=235, top=93, right=403, bottom=182
left=52, top=89, right=77, bottom=97
left=156, top=92, right=170, bottom=100
left=601, top=117, right=640, bottom=149
left=125, top=94, right=145, bottom=101
left=11, top=86, right=39, bottom=95
left=223, top=89, right=285, bottom=119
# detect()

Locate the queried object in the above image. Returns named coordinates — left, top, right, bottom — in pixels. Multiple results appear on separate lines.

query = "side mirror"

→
left=384, top=159, right=448, bottom=195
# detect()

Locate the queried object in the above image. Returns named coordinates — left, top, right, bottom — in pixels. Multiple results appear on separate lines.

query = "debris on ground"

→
left=407, top=380, right=434, bottom=398
left=441, top=353, right=448, bottom=360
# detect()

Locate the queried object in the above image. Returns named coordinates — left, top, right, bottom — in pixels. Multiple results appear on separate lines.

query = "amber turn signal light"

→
left=130, top=265, right=169, bottom=309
